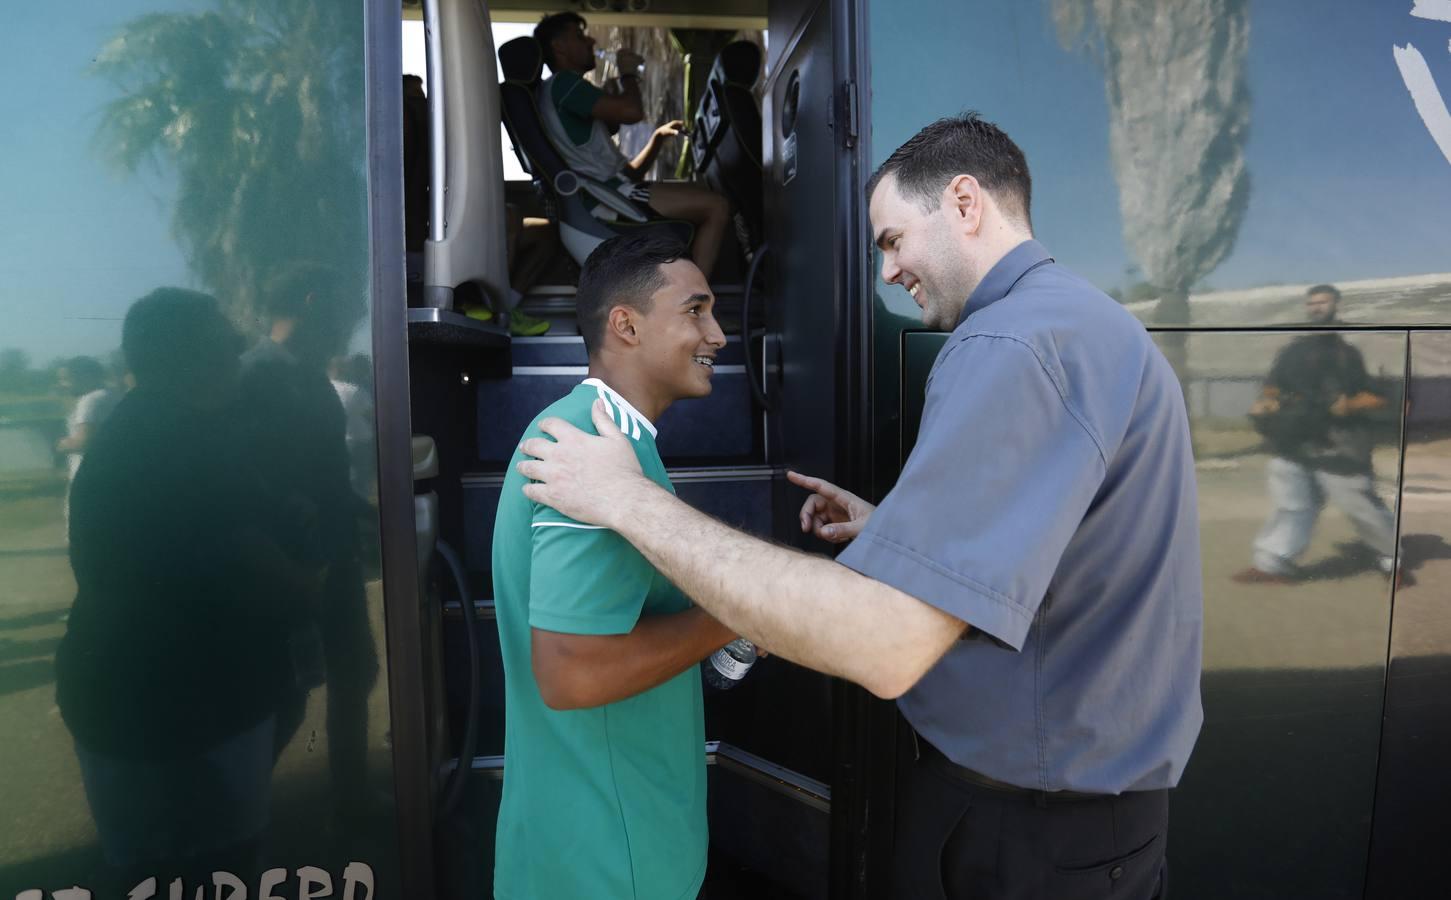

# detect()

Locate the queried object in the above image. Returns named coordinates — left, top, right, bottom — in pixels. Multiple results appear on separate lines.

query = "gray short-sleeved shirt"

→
left=837, top=240, right=1203, bottom=794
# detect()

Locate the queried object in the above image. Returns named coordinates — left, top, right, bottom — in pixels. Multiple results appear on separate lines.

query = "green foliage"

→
left=0, top=349, right=31, bottom=387
left=92, top=0, right=370, bottom=337
left=1126, top=281, right=1160, bottom=303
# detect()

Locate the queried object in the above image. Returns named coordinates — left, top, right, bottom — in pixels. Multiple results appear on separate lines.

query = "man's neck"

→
left=587, top=357, right=670, bottom=423
left=976, top=225, right=1035, bottom=277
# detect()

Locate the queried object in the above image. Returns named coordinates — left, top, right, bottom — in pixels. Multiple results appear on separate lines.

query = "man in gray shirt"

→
left=518, top=113, right=1203, bottom=900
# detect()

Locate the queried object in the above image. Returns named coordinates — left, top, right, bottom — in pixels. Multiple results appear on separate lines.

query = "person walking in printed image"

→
left=1234, top=284, right=1401, bottom=585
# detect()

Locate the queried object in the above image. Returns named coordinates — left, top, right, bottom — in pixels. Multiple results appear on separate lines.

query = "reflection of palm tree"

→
left=92, top=1, right=368, bottom=331
left=1053, top=0, right=1252, bottom=376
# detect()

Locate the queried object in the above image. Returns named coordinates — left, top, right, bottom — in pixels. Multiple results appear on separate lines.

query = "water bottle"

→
left=595, top=47, right=644, bottom=75
left=703, top=638, right=757, bottom=690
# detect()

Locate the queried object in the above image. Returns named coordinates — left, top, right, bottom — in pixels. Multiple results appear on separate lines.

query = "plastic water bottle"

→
left=595, top=47, right=644, bottom=75
left=703, top=638, right=757, bottom=690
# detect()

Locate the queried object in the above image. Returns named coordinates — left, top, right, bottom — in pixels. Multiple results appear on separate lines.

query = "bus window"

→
left=0, top=2, right=401, bottom=896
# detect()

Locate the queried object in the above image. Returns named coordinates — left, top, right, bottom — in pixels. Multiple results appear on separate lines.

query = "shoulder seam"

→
left=952, top=332, right=1109, bottom=466
left=556, top=74, right=588, bottom=108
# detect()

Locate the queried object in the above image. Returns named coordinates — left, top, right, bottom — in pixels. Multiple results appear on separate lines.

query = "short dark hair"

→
left=535, top=11, right=586, bottom=70
left=122, top=288, right=243, bottom=383
left=576, top=233, right=687, bottom=355
left=867, top=112, right=1033, bottom=228
left=63, top=356, right=107, bottom=392
left=1306, top=284, right=1341, bottom=302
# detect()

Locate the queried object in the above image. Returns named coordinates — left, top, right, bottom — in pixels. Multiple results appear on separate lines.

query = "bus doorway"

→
left=398, top=1, right=875, bottom=897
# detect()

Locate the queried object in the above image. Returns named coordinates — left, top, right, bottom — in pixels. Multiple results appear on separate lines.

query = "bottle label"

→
left=712, top=653, right=751, bottom=681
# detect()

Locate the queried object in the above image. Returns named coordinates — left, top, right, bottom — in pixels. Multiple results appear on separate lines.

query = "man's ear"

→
left=945, top=174, right=983, bottom=236
left=607, top=305, right=642, bottom=346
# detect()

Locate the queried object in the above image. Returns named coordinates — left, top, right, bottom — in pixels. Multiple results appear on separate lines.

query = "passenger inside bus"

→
left=533, top=11, right=731, bottom=278
left=238, top=263, right=380, bottom=824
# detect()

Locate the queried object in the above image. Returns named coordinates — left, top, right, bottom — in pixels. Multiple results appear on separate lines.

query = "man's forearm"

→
left=616, top=74, right=642, bottom=109
left=610, top=484, right=966, bottom=699
left=626, top=137, right=662, bottom=177
left=533, top=607, right=733, bottom=709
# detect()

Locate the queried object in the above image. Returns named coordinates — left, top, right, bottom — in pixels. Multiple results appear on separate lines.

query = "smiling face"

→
left=870, top=173, right=981, bottom=331
left=628, top=258, right=726, bottom=403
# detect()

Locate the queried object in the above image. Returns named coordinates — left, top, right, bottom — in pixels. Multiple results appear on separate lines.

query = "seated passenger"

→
left=533, top=11, right=731, bottom=278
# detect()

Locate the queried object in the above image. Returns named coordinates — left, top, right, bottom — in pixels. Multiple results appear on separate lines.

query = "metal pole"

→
left=423, top=0, right=447, bottom=244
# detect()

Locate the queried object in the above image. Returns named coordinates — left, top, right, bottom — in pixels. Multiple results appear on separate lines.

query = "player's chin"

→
left=683, top=372, right=714, bottom=397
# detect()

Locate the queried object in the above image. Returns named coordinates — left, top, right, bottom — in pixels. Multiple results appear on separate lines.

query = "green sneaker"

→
left=508, top=308, right=551, bottom=336
left=463, top=306, right=494, bottom=323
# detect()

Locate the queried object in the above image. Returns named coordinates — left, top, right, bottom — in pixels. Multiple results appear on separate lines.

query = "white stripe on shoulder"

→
left=531, top=521, right=607, bottom=531
left=581, top=377, right=658, bottom=440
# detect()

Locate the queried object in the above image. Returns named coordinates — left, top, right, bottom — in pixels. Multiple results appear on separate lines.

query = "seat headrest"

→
left=715, top=41, right=762, bottom=87
left=499, top=36, right=543, bottom=84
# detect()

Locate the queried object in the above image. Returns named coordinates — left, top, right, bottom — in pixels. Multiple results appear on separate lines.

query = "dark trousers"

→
left=892, top=738, right=1169, bottom=900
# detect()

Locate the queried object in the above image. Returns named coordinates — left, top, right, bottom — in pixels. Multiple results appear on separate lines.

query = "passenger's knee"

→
left=706, top=190, right=730, bottom=223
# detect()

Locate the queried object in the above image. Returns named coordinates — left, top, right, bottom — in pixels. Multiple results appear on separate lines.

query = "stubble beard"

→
left=923, top=245, right=979, bottom=332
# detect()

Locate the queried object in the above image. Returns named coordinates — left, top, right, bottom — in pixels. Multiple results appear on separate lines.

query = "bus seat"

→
left=497, top=37, right=692, bottom=266
left=696, top=41, right=764, bottom=254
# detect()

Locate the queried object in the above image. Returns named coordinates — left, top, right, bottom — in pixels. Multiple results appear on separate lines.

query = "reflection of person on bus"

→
left=1233, top=284, right=1399, bottom=585
left=533, top=11, right=731, bottom=278
left=55, top=355, right=123, bottom=529
left=239, top=263, right=380, bottom=822
left=328, top=353, right=378, bottom=500
left=56, top=356, right=121, bottom=478
left=55, top=289, right=313, bottom=886
left=518, top=114, right=1203, bottom=900
left=491, top=234, right=734, bottom=900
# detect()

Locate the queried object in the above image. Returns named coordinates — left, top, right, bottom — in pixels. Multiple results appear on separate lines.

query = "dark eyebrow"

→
left=679, top=293, right=713, bottom=306
left=874, top=227, right=897, bottom=251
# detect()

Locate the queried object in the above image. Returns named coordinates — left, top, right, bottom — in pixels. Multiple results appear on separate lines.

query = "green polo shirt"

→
left=492, top=379, right=707, bottom=900
left=549, top=69, right=604, bottom=146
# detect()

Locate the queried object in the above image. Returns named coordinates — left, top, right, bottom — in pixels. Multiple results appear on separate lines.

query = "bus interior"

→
left=399, top=1, right=864, bottom=897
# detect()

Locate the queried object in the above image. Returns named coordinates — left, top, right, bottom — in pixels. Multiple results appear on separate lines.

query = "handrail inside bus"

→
left=423, top=0, right=446, bottom=244
left=742, top=242, right=772, bottom=410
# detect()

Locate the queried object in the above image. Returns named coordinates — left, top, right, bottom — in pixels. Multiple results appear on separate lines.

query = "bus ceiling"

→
left=402, top=0, right=768, bottom=30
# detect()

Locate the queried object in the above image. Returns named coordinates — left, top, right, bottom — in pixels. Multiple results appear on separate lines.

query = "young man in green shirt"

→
left=532, top=11, right=731, bottom=278
left=492, top=233, right=735, bottom=900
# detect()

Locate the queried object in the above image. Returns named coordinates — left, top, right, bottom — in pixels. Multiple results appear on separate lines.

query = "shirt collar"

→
left=581, top=377, right=658, bottom=439
left=958, top=239, right=1055, bottom=326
